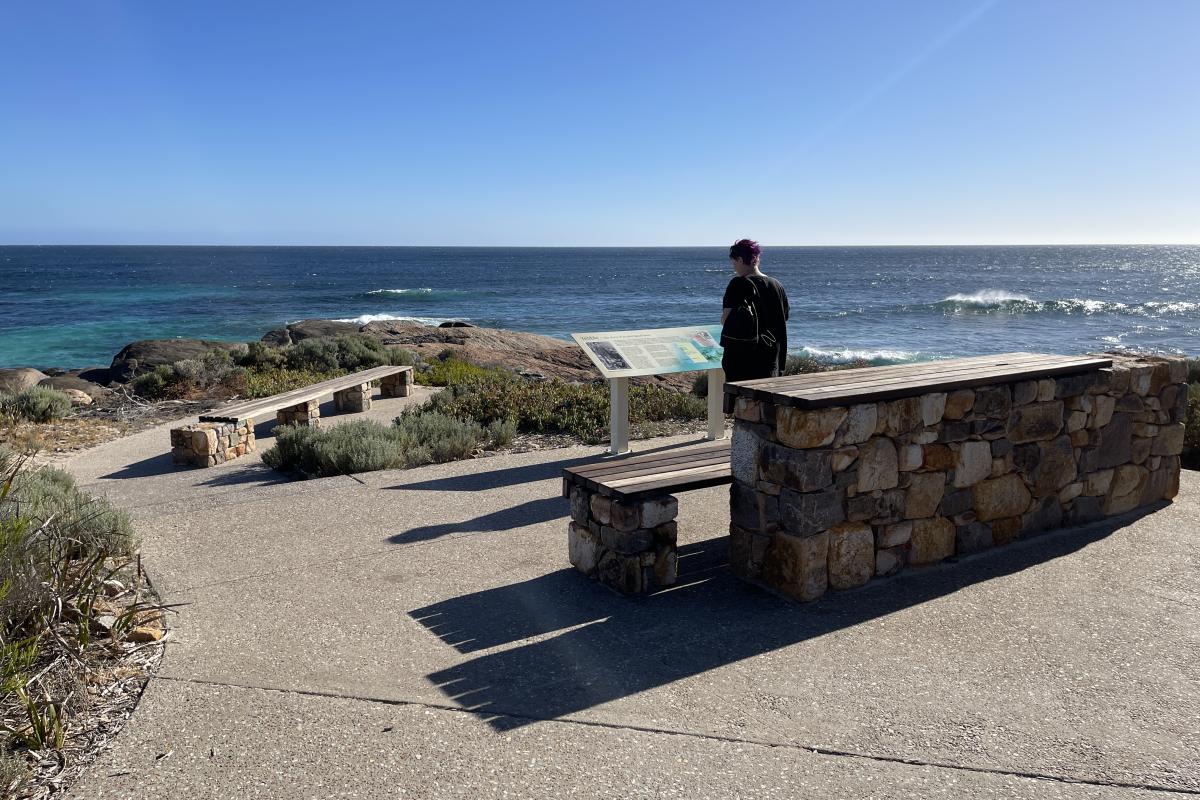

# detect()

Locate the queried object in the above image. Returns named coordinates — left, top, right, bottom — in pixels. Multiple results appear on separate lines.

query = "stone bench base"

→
left=381, top=370, right=412, bottom=398
left=334, top=382, right=371, bottom=413
left=567, top=488, right=679, bottom=594
left=277, top=399, right=321, bottom=428
left=171, top=419, right=256, bottom=468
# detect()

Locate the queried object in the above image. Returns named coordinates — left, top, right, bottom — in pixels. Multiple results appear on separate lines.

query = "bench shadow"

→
left=409, top=506, right=1162, bottom=732
left=98, top=451, right=179, bottom=479
left=388, top=497, right=568, bottom=544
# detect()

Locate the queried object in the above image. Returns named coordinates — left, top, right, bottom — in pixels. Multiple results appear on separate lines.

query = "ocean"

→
left=1, top=245, right=1197, bottom=370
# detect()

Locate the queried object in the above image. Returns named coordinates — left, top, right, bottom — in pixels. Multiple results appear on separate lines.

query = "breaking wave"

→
left=334, top=313, right=468, bottom=326
left=925, top=290, right=1197, bottom=317
left=794, top=346, right=922, bottom=365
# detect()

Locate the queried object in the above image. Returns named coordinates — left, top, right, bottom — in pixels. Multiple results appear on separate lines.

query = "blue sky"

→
left=1, top=1, right=1197, bottom=245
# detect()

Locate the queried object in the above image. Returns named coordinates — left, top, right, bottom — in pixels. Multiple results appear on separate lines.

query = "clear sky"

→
left=1, top=1, right=1197, bottom=246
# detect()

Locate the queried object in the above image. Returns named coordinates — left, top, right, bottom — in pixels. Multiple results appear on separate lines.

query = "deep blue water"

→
left=1, top=245, right=1197, bottom=369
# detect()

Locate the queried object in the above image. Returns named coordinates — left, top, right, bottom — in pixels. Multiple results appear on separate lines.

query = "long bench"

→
left=563, top=439, right=732, bottom=594
left=170, top=365, right=413, bottom=467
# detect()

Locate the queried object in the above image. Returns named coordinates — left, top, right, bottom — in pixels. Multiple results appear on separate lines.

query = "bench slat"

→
left=727, top=354, right=1111, bottom=409
left=567, top=441, right=731, bottom=478
left=200, top=365, right=412, bottom=423
left=563, top=440, right=734, bottom=501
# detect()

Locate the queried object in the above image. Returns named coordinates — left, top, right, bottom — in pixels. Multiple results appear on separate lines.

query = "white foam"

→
left=365, top=288, right=435, bottom=295
left=941, top=290, right=1033, bottom=305
left=335, top=314, right=467, bottom=326
left=797, top=346, right=920, bottom=364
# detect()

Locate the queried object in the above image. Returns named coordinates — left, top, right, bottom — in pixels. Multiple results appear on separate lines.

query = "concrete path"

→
left=57, top=394, right=1200, bottom=798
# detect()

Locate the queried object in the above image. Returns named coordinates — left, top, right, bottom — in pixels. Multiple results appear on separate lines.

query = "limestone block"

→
left=1022, top=496, right=1063, bottom=535
left=1036, top=379, right=1057, bottom=402
left=1013, top=380, right=1038, bottom=406
left=899, top=444, right=923, bottom=472
left=909, top=517, right=955, bottom=565
left=780, top=487, right=844, bottom=537
left=1109, top=366, right=1131, bottom=394
left=885, top=397, right=924, bottom=436
left=1166, top=358, right=1187, bottom=383
left=1054, top=373, right=1093, bottom=399
left=944, top=389, right=975, bottom=420
left=847, top=490, right=903, bottom=523
left=842, top=404, right=877, bottom=445
left=1068, top=495, right=1104, bottom=525
left=974, top=386, right=1012, bottom=419
left=568, top=525, right=600, bottom=574
left=921, top=393, right=947, bottom=426
left=856, top=438, right=899, bottom=492
left=1087, top=369, right=1114, bottom=395
left=1069, top=429, right=1089, bottom=447
left=1115, top=393, right=1144, bottom=412
left=1066, top=411, right=1088, bottom=433
left=954, top=441, right=992, bottom=488
left=764, top=530, right=829, bottom=602
left=759, top=443, right=833, bottom=492
left=990, top=457, right=1008, bottom=477
left=904, top=472, right=945, bottom=519
left=597, top=551, right=643, bottom=594
left=956, top=522, right=993, bottom=554
left=1131, top=437, right=1151, bottom=465
left=730, top=428, right=761, bottom=484
left=734, top=398, right=762, bottom=422
left=937, top=422, right=971, bottom=443
left=1128, top=365, right=1154, bottom=395
left=777, top=406, right=846, bottom=449
left=1030, top=436, right=1075, bottom=497
left=1148, top=456, right=1162, bottom=471
left=1150, top=423, right=1185, bottom=456
left=878, top=521, right=913, bottom=547
left=1104, top=465, right=1149, bottom=515
left=973, top=474, right=1033, bottom=522
left=1059, top=482, right=1083, bottom=503
left=922, top=444, right=955, bottom=471
left=912, top=431, right=938, bottom=445
left=569, top=487, right=590, bottom=525
left=938, top=487, right=972, bottom=518
left=830, top=447, right=859, bottom=472
left=600, top=525, right=653, bottom=554
left=1131, top=422, right=1159, bottom=437
left=192, top=429, right=217, bottom=455
left=1085, top=469, right=1114, bottom=496
left=1007, top=401, right=1064, bottom=444
left=731, top=484, right=779, bottom=533
left=728, top=525, right=756, bottom=580
left=589, top=494, right=612, bottom=525
left=876, top=548, right=904, bottom=577
left=640, top=495, right=678, bottom=528
left=827, top=523, right=874, bottom=590
left=654, top=546, right=678, bottom=586
left=990, top=517, right=1022, bottom=546
left=1095, top=413, right=1133, bottom=469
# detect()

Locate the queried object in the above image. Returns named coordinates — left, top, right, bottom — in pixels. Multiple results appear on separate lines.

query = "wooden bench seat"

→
left=562, top=439, right=732, bottom=500
left=199, top=364, right=413, bottom=425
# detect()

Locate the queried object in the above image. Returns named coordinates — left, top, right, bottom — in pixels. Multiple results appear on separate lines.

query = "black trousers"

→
left=722, top=344, right=780, bottom=383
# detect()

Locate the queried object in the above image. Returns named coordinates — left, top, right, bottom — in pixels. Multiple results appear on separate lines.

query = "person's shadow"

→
left=409, top=506, right=1160, bottom=732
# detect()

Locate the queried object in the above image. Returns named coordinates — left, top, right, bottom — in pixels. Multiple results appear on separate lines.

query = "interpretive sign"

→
left=572, top=325, right=728, bottom=454
left=571, top=325, right=724, bottom=379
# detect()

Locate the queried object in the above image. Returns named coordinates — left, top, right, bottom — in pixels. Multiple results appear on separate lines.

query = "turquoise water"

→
left=1, top=245, right=1197, bottom=369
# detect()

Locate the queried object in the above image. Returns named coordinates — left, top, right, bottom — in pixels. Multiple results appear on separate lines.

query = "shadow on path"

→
left=388, top=497, right=568, bottom=545
left=410, top=508, right=1158, bottom=732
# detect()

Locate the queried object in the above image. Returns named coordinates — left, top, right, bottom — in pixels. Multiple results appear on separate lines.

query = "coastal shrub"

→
left=1184, top=383, right=1200, bottom=470
left=130, top=349, right=244, bottom=399
left=1187, top=359, right=1200, bottom=385
left=241, top=367, right=341, bottom=399
left=388, top=347, right=422, bottom=368
left=486, top=418, right=517, bottom=449
left=419, top=354, right=515, bottom=387
left=285, top=334, right=388, bottom=373
left=130, top=364, right=175, bottom=398
left=782, top=354, right=873, bottom=375
left=238, top=341, right=287, bottom=370
left=0, top=387, right=73, bottom=423
left=262, top=414, right=484, bottom=478
left=426, top=373, right=705, bottom=444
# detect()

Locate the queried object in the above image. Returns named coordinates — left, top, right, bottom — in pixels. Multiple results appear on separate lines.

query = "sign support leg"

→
left=706, top=368, right=726, bottom=441
left=610, top=377, right=630, bottom=455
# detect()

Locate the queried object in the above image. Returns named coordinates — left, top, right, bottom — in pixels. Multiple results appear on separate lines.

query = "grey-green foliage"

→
left=285, top=335, right=389, bottom=373
left=387, top=347, right=422, bottom=367
left=262, top=414, right=484, bottom=478
left=0, top=387, right=73, bottom=424
left=485, top=418, right=517, bottom=449
left=238, top=341, right=287, bottom=370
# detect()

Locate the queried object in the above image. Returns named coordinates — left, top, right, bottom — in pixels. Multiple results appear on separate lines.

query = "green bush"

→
left=1184, top=382, right=1199, bottom=470
left=241, top=367, right=341, bottom=399
left=285, top=335, right=389, bottom=373
left=238, top=341, right=287, bottom=370
left=130, top=364, right=175, bottom=398
left=419, top=354, right=515, bottom=387
left=486, top=418, right=517, bottom=449
left=388, top=347, right=422, bottom=367
left=262, top=414, right=484, bottom=478
left=1187, top=359, right=1200, bottom=386
left=130, top=349, right=244, bottom=399
left=782, top=353, right=873, bottom=375
left=0, top=386, right=73, bottom=423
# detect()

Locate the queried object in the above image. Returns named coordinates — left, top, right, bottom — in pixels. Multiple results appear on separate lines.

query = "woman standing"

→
left=720, top=238, right=790, bottom=382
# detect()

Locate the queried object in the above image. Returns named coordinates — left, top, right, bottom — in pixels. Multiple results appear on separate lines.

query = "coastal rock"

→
left=110, top=339, right=243, bottom=382
left=38, top=375, right=111, bottom=398
left=62, top=388, right=93, bottom=406
left=75, top=366, right=112, bottom=385
left=0, top=368, right=47, bottom=393
left=261, top=319, right=362, bottom=347
left=438, top=321, right=477, bottom=328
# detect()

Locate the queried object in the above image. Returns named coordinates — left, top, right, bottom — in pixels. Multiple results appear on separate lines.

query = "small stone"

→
left=568, top=523, right=601, bottom=573
left=763, top=530, right=829, bottom=602
left=1131, top=422, right=1159, bottom=437
left=885, top=397, right=924, bottom=436
left=734, top=398, right=762, bottom=422
left=899, top=444, right=923, bottom=472
left=921, top=393, right=947, bottom=426
left=128, top=626, right=163, bottom=643
left=1066, top=410, right=1088, bottom=433
left=1085, top=469, right=1114, bottom=496
left=911, top=431, right=938, bottom=444
left=1058, top=482, right=1083, bottom=503
left=1036, top=378, right=1057, bottom=402
left=922, top=444, right=956, bottom=471
left=876, top=548, right=902, bottom=577
left=990, top=457, right=1008, bottom=477
left=1008, top=401, right=1064, bottom=444
left=1070, top=429, right=1089, bottom=447
left=974, top=386, right=1011, bottom=419
left=1151, top=423, right=1185, bottom=456
left=954, top=441, right=992, bottom=488
left=1013, top=380, right=1038, bottom=406
left=856, top=438, right=899, bottom=492
left=909, top=517, right=955, bottom=565
left=1128, top=364, right=1154, bottom=395
left=956, top=522, right=993, bottom=554
left=842, top=404, right=878, bottom=445
left=780, top=487, right=844, bottom=536
left=777, top=406, right=847, bottom=449
left=827, top=522, right=874, bottom=590
left=600, top=525, right=653, bottom=554
left=1030, top=435, right=1075, bottom=497
left=1104, top=465, right=1149, bottom=515
left=904, top=472, right=945, bottom=519
left=1131, top=436, right=1151, bottom=465
left=938, top=487, right=973, bottom=517
left=990, top=516, right=1022, bottom=545
left=1054, top=374, right=1093, bottom=399
left=589, top=495, right=612, bottom=525
left=830, top=447, right=859, bottom=472
left=879, top=521, right=913, bottom=547
left=654, top=546, right=677, bottom=586
left=973, top=473, right=1033, bottom=522
left=1023, top=495, right=1063, bottom=534
left=944, top=389, right=975, bottom=420
left=937, top=422, right=971, bottom=443
left=640, top=495, right=678, bottom=528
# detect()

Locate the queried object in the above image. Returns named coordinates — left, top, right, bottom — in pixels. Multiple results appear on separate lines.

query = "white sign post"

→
left=573, top=325, right=728, bottom=456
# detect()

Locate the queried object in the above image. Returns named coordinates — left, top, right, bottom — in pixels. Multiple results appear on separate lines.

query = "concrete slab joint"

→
left=728, top=353, right=1187, bottom=602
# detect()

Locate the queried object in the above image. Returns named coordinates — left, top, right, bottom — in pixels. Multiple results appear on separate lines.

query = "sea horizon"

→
left=3, top=243, right=1198, bottom=371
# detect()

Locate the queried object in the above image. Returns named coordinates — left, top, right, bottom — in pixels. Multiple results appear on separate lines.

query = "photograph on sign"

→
left=572, top=325, right=724, bottom=379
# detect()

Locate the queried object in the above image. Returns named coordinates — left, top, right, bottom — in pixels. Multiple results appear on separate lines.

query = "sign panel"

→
left=572, top=325, right=724, bottom=379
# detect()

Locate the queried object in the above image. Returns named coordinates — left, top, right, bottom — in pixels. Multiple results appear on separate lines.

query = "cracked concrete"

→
left=58, top=398, right=1200, bottom=798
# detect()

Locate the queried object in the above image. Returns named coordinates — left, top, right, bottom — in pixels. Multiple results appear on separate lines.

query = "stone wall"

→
left=171, top=419, right=256, bottom=468
left=728, top=354, right=1188, bottom=602
left=567, top=488, right=679, bottom=594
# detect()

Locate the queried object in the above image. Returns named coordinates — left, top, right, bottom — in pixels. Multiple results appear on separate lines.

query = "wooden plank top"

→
left=724, top=353, right=1112, bottom=409
left=563, top=439, right=732, bottom=500
left=199, top=365, right=412, bottom=423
